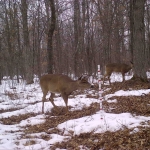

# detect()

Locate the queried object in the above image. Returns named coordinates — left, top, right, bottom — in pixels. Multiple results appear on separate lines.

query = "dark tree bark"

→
left=146, top=1, right=150, bottom=68
left=86, top=1, right=92, bottom=75
left=4, top=1, right=14, bottom=79
left=54, top=0, right=63, bottom=74
left=47, top=0, right=56, bottom=74
left=0, top=36, right=2, bottom=84
left=37, top=1, right=42, bottom=78
left=74, top=0, right=80, bottom=76
left=130, top=0, right=134, bottom=62
left=21, top=0, right=33, bottom=84
left=130, top=0, right=147, bottom=82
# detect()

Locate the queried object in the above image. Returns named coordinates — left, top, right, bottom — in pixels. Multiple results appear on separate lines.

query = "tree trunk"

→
left=146, top=1, right=150, bottom=69
left=131, top=0, right=147, bottom=82
left=74, top=0, right=80, bottom=76
left=21, top=0, right=33, bottom=84
left=47, top=0, right=56, bottom=74
left=0, top=36, right=2, bottom=84
left=37, top=1, right=41, bottom=78
left=86, top=1, right=92, bottom=75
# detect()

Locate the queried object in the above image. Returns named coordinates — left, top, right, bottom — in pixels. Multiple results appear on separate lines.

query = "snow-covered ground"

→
left=0, top=73, right=150, bottom=150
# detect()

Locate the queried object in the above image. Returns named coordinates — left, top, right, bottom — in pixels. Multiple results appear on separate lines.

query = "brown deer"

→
left=103, top=62, right=133, bottom=84
left=40, top=74, right=93, bottom=113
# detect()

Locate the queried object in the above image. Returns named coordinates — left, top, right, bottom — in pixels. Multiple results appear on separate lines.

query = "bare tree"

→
left=21, top=0, right=33, bottom=84
left=0, top=0, right=149, bottom=81
left=45, top=0, right=56, bottom=74
left=130, top=0, right=147, bottom=81
left=73, top=0, right=81, bottom=76
left=145, top=1, right=150, bottom=69
left=0, top=36, right=2, bottom=84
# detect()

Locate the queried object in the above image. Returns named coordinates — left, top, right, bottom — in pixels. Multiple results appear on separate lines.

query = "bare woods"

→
left=0, top=0, right=149, bottom=83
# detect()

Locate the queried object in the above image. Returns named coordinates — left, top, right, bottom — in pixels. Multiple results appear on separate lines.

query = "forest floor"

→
left=47, top=79, right=150, bottom=150
left=0, top=75, right=150, bottom=150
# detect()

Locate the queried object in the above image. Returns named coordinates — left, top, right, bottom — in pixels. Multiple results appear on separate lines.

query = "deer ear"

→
left=78, top=75, right=89, bottom=80
left=130, top=61, right=133, bottom=64
left=130, top=61, right=133, bottom=67
left=83, top=76, right=89, bottom=80
left=78, top=75, right=83, bottom=80
left=81, top=75, right=89, bottom=81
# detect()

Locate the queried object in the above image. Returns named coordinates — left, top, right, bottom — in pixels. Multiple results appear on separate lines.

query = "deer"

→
left=103, top=62, right=133, bottom=84
left=40, top=74, right=94, bottom=113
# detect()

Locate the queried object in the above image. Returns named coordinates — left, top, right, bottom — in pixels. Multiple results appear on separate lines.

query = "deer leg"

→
left=61, top=93, right=69, bottom=112
left=49, top=93, right=57, bottom=108
left=42, top=90, right=48, bottom=114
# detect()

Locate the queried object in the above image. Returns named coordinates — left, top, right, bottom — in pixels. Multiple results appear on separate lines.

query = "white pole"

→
left=98, top=65, right=104, bottom=119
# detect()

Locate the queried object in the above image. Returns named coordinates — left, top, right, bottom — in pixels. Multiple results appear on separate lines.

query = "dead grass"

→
left=23, top=140, right=36, bottom=146
left=103, top=78, right=150, bottom=95
left=23, top=103, right=99, bottom=134
left=49, top=79, right=150, bottom=149
left=0, top=107, right=23, bottom=113
left=103, top=95, right=150, bottom=116
left=4, top=91, right=19, bottom=100
left=1, top=78, right=150, bottom=149
left=0, top=113, right=38, bottom=125
left=22, top=90, right=150, bottom=150
left=51, top=127, right=150, bottom=150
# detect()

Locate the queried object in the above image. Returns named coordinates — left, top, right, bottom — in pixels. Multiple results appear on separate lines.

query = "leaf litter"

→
left=0, top=77, right=150, bottom=149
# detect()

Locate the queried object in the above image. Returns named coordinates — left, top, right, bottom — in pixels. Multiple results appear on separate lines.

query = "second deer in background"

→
left=103, top=62, right=133, bottom=84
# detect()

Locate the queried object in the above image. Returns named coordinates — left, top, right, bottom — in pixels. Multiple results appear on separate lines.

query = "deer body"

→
left=40, top=74, right=93, bottom=113
left=103, top=63, right=133, bottom=84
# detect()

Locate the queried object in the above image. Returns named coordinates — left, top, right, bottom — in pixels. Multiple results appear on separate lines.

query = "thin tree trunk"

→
left=21, top=0, right=33, bottom=84
left=0, top=36, right=2, bottom=84
left=74, top=0, right=81, bottom=76
left=47, top=0, right=56, bottom=74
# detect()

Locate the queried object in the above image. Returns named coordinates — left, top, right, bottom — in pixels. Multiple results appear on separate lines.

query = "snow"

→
left=105, top=89, right=150, bottom=100
left=0, top=74, right=150, bottom=149
left=57, top=113, right=150, bottom=135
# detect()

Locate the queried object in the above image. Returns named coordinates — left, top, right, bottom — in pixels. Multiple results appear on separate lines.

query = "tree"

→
left=145, top=1, right=150, bottom=69
left=130, top=0, right=147, bottom=82
left=0, top=36, right=2, bottom=84
left=21, top=0, right=34, bottom=84
left=0, top=0, right=149, bottom=80
left=46, top=0, right=56, bottom=74
left=73, top=0, right=80, bottom=76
